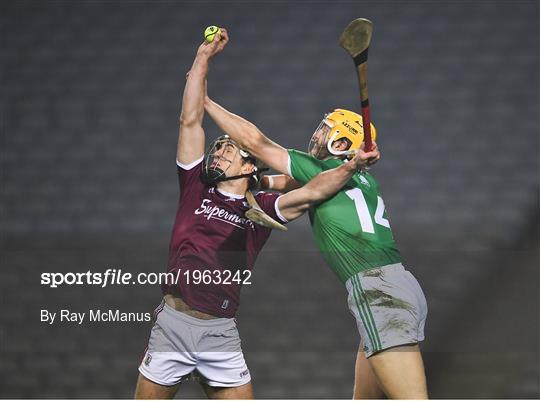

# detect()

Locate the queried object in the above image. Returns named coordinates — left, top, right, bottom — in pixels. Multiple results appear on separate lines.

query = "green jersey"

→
left=288, top=149, right=402, bottom=283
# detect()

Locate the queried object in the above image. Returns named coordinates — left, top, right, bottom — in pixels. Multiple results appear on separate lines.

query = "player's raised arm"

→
left=277, top=145, right=379, bottom=221
left=204, top=96, right=290, bottom=175
left=176, top=29, right=229, bottom=165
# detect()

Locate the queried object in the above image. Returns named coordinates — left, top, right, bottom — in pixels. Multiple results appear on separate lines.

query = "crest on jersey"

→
left=359, top=175, right=370, bottom=186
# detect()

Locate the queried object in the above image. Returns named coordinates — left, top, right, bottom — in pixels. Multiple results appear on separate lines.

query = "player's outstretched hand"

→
left=197, top=28, right=229, bottom=59
left=347, top=141, right=381, bottom=171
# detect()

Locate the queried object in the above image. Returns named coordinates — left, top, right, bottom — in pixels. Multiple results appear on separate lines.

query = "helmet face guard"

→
left=308, top=118, right=332, bottom=160
left=201, top=135, right=261, bottom=186
left=201, top=135, right=237, bottom=184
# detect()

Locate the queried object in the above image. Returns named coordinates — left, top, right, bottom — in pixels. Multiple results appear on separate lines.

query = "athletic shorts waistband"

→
left=162, top=302, right=235, bottom=327
left=352, top=263, right=405, bottom=280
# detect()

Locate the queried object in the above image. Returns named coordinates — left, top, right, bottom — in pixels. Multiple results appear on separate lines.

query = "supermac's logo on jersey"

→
left=195, top=199, right=255, bottom=229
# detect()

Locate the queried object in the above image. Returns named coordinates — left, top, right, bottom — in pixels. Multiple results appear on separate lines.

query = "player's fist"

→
left=365, top=141, right=380, bottom=166
left=348, top=141, right=381, bottom=171
left=197, top=27, right=229, bottom=58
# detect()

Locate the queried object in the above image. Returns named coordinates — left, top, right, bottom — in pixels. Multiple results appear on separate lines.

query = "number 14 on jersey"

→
left=345, top=188, right=390, bottom=234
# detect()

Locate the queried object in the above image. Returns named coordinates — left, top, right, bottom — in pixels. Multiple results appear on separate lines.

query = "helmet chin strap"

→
left=218, top=172, right=257, bottom=182
left=212, top=167, right=269, bottom=184
left=201, top=167, right=254, bottom=185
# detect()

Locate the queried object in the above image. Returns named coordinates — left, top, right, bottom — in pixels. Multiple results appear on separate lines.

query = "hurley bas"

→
left=41, top=309, right=152, bottom=325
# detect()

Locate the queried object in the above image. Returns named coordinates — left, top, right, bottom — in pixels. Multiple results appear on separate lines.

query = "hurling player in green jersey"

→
left=203, top=29, right=428, bottom=400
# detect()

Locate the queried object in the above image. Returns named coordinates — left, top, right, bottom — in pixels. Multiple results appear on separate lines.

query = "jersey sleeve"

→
left=176, top=156, right=205, bottom=194
left=287, top=149, right=327, bottom=185
left=254, top=191, right=288, bottom=224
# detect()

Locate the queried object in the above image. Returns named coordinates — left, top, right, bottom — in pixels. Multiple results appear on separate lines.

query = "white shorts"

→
left=138, top=301, right=251, bottom=388
left=346, top=263, right=428, bottom=357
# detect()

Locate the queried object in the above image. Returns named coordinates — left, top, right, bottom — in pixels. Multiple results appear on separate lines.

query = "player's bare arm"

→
left=177, top=29, right=229, bottom=165
left=205, top=96, right=381, bottom=170
left=278, top=147, right=379, bottom=221
left=259, top=140, right=379, bottom=194
left=204, top=96, right=290, bottom=174
left=259, top=174, right=301, bottom=193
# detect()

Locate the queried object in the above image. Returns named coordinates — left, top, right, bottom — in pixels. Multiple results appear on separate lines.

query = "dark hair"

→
left=240, top=156, right=258, bottom=189
left=241, top=156, right=257, bottom=166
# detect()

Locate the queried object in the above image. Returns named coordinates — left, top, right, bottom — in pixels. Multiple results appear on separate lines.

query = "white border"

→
left=275, top=195, right=288, bottom=223
left=176, top=155, right=204, bottom=170
left=216, top=188, right=245, bottom=199
left=286, top=154, right=292, bottom=176
left=266, top=175, right=274, bottom=190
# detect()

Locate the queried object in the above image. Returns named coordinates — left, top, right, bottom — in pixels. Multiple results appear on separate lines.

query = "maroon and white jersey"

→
left=162, top=156, right=287, bottom=318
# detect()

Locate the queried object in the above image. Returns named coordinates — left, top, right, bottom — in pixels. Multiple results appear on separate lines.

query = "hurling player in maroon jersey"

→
left=135, top=29, right=380, bottom=399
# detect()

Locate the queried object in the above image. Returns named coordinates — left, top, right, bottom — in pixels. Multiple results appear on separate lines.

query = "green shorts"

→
left=345, top=263, right=427, bottom=357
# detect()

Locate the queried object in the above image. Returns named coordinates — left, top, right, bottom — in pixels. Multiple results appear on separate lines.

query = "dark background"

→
left=1, top=0, right=538, bottom=398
